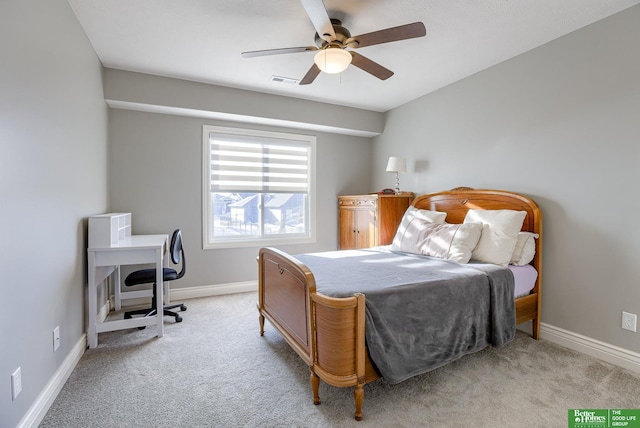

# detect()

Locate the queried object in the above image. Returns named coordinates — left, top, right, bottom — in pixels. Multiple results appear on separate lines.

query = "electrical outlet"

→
left=622, top=312, right=637, bottom=332
left=11, top=367, right=22, bottom=400
left=53, top=326, right=60, bottom=351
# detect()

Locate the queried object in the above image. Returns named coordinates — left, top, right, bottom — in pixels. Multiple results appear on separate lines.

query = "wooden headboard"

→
left=412, top=187, right=541, bottom=235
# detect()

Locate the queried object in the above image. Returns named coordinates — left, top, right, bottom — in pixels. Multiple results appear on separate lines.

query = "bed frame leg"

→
left=354, top=384, right=364, bottom=421
left=532, top=318, right=540, bottom=340
left=311, top=371, right=320, bottom=405
left=259, top=314, right=265, bottom=336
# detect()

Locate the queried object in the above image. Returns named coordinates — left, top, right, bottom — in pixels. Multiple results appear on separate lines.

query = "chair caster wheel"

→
left=180, top=304, right=187, bottom=311
left=175, top=315, right=183, bottom=323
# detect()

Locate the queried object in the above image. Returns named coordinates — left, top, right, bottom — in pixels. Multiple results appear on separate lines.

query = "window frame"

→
left=202, top=125, right=316, bottom=249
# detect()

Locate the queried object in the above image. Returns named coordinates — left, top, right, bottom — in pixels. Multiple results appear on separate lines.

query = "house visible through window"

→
left=202, top=125, right=316, bottom=248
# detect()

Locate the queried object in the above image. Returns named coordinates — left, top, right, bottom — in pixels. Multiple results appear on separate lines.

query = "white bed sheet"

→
left=509, top=264, right=538, bottom=298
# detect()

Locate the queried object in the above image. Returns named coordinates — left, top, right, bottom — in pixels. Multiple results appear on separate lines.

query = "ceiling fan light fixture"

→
left=314, top=48, right=352, bottom=74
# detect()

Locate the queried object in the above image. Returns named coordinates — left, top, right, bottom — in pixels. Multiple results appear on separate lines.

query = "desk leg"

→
left=87, top=252, right=98, bottom=349
left=155, top=248, right=164, bottom=338
left=114, top=265, right=122, bottom=311
left=163, top=253, right=170, bottom=304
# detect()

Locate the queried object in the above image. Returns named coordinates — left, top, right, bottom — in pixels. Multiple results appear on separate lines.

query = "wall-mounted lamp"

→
left=385, top=157, right=406, bottom=195
left=314, top=47, right=352, bottom=74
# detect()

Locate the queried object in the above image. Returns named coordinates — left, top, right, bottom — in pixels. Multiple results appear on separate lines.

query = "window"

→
left=202, top=125, right=316, bottom=248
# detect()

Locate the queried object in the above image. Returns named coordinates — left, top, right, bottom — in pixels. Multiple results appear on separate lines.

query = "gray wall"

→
left=104, top=69, right=379, bottom=291
left=103, top=69, right=384, bottom=138
left=108, top=108, right=373, bottom=288
left=0, top=0, right=108, bottom=426
left=372, top=5, right=640, bottom=353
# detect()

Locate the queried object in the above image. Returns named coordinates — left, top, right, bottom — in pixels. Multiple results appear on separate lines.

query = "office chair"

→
left=124, top=229, right=187, bottom=323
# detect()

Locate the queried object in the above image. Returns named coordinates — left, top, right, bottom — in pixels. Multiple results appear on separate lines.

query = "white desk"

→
left=87, top=234, right=168, bottom=348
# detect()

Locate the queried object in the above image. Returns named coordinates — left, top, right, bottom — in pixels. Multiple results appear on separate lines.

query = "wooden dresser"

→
left=338, top=193, right=413, bottom=250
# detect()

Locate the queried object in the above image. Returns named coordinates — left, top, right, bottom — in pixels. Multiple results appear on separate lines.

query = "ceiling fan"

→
left=241, top=0, right=426, bottom=85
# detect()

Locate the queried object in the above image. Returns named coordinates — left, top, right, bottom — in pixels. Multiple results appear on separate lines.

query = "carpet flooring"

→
left=41, top=291, right=640, bottom=427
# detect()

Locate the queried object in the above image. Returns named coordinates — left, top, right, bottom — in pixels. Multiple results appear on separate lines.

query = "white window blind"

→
left=202, top=125, right=316, bottom=249
left=209, top=133, right=310, bottom=194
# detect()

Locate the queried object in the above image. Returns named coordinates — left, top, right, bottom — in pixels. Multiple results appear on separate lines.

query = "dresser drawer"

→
left=338, top=197, right=377, bottom=207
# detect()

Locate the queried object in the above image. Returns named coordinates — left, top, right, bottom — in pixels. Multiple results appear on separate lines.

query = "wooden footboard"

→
left=258, top=247, right=380, bottom=420
left=309, top=291, right=380, bottom=421
left=258, top=247, right=315, bottom=366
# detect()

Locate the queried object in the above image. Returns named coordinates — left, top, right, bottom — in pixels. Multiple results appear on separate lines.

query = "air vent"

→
left=271, top=75, right=299, bottom=85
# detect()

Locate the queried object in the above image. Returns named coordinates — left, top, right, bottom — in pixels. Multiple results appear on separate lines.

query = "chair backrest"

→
left=170, top=229, right=186, bottom=280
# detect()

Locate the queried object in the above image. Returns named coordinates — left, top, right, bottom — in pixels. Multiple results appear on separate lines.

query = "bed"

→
left=257, top=187, right=542, bottom=420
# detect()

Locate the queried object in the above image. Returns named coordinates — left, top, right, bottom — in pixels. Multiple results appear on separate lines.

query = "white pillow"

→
left=405, top=206, right=447, bottom=223
left=510, top=232, right=539, bottom=266
left=463, top=209, right=527, bottom=266
left=391, top=206, right=446, bottom=252
left=419, top=222, right=482, bottom=263
left=391, top=217, right=433, bottom=254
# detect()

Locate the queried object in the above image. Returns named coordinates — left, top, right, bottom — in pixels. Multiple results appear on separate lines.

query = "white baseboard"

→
left=99, top=299, right=110, bottom=321
left=18, top=335, right=86, bottom=428
left=170, top=280, right=257, bottom=300
left=541, top=323, right=640, bottom=373
left=111, top=281, right=258, bottom=308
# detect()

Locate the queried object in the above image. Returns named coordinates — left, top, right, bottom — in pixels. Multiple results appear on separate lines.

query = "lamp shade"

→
left=385, top=157, right=407, bottom=173
left=314, top=48, right=352, bottom=74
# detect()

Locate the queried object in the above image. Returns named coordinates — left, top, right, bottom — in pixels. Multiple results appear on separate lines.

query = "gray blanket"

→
left=295, top=247, right=515, bottom=384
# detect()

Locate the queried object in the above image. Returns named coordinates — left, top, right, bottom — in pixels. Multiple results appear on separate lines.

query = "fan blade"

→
left=299, top=63, right=321, bottom=85
left=242, top=46, right=317, bottom=58
left=349, top=52, right=394, bottom=80
left=347, top=22, right=426, bottom=49
left=300, top=0, right=335, bottom=42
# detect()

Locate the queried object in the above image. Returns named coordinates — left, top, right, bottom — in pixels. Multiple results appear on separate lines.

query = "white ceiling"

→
left=68, top=0, right=639, bottom=112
